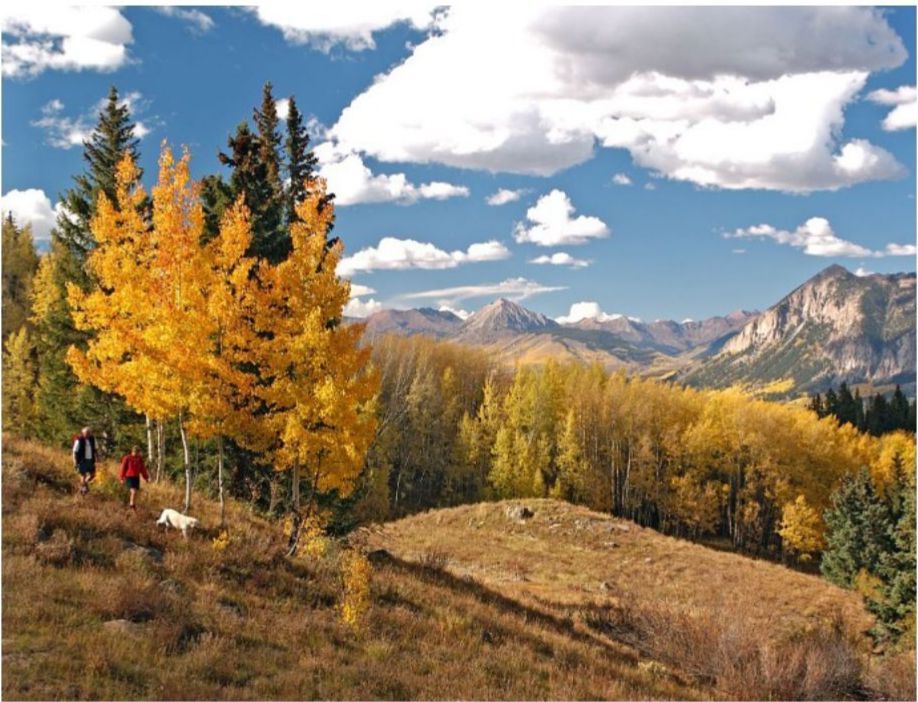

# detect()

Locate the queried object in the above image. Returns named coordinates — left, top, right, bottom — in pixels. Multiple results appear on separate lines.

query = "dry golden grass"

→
left=3, top=436, right=705, bottom=700
left=364, top=499, right=916, bottom=700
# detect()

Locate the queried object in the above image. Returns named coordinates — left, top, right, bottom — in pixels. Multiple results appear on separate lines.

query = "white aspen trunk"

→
left=156, top=421, right=165, bottom=483
left=217, top=435, right=225, bottom=527
left=179, top=413, right=191, bottom=513
left=145, top=415, right=154, bottom=467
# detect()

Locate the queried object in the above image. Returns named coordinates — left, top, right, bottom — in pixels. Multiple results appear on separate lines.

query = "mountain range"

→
left=355, top=265, right=917, bottom=395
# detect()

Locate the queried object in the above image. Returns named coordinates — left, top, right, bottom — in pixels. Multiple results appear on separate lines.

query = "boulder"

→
left=505, top=505, right=534, bottom=521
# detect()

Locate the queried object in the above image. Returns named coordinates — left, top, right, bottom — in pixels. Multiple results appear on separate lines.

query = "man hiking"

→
left=119, top=445, right=150, bottom=512
left=73, top=427, right=97, bottom=495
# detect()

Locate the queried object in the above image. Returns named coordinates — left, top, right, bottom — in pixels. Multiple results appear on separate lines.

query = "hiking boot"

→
left=79, top=484, right=88, bottom=496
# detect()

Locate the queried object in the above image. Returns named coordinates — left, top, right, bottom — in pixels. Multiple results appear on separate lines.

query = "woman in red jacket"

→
left=119, top=445, right=150, bottom=512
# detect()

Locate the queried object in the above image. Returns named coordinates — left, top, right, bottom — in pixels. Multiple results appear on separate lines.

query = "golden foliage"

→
left=339, top=550, right=372, bottom=632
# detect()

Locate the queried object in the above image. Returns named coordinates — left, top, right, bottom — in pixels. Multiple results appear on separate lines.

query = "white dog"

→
left=156, top=508, right=200, bottom=538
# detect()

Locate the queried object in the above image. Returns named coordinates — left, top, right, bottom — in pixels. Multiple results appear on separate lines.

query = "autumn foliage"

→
left=67, top=145, right=377, bottom=515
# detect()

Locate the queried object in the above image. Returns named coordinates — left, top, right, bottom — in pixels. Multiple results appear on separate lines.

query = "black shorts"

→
left=125, top=476, right=141, bottom=490
left=77, top=460, right=96, bottom=476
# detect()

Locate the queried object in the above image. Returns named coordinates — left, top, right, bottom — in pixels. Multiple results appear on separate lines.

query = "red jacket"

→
left=119, top=454, right=149, bottom=481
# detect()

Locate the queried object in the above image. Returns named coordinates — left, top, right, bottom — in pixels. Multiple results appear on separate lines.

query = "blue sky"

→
left=2, top=5, right=916, bottom=323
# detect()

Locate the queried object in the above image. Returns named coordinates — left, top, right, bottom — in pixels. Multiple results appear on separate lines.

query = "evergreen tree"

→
left=853, top=388, right=865, bottom=430
left=836, top=382, right=858, bottom=427
left=1, top=214, right=39, bottom=340
left=285, top=95, right=319, bottom=220
left=821, top=469, right=892, bottom=588
left=866, top=393, right=890, bottom=436
left=890, top=386, right=910, bottom=432
left=252, top=81, right=286, bottom=260
left=824, top=387, right=839, bottom=419
left=56, top=85, right=142, bottom=262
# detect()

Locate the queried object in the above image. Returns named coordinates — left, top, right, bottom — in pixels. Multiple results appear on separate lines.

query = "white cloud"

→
left=854, top=267, right=874, bottom=277
left=514, top=190, right=609, bottom=247
left=556, top=301, right=635, bottom=325
left=644, top=182, right=657, bottom=191
left=612, top=173, right=632, bottom=186
left=349, top=283, right=377, bottom=297
left=339, top=237, right=510, bottom=276
left=32, top=93, right=154, bottom=150
left=486, top=188, right=526, bottom=206
left=726, top=217, right=917, bottom=258
left=867, top=85, right=917, bottom=131
left=326, top=6, right=906, bottom=192
left=529, top=252, right=591, bottom=268
left=2, top=7, right=133, bottom=78
left=439, top=305, right=470, bottom=320
left=344, top=297, right=384, bottom=318
left=316, top=148, right=469, bottom=206
left=251, top=4, right=439, bottom=52
left=156, top=6, right=214, bottom=34
left=401, top=277, right=566, bottom=305
left=732, top=248, right=747, bottom=255
left=276, top=98, right=290, bottom=122
left=1, top=188, right=64, bottom=241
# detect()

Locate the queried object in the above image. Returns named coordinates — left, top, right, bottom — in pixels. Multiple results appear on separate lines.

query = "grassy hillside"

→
left=365, top=500, right=916, bottom=700
left=3, top=436, right=913, bottom=700
left=2, top=436, right=699, bottom=700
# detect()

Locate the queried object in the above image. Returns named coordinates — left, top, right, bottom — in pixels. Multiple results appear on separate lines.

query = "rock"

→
left=103, top=619, right=142, bottom=635
left=600, top=581, right=613, bottom=592
left=505, top=505, right=534, bottom=521
left=644, top=557, right=653, bottom=564
left=610, top=523, right=631, bottom=533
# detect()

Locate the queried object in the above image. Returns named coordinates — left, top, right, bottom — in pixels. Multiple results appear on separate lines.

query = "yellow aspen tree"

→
left=252, top=177, right=378, bottom=554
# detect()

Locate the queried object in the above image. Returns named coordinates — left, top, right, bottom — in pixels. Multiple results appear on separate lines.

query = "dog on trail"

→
left=156, top=508, right=199, bottom=538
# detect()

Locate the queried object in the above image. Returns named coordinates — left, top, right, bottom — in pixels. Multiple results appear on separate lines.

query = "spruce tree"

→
left=821, top=469, right=892, bottom=588
left=252, top=82, right=286, bottom=261
left=284, top=95, right=319, bottom=221
left=57, top=85, right=142, bottom=262
left=890, top=386, right=910, bottom=432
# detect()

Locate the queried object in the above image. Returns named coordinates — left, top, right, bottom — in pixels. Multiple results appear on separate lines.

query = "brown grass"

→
left=364, top=498, right=916, bottom=700
left=3, top=436, right=705, bottom=700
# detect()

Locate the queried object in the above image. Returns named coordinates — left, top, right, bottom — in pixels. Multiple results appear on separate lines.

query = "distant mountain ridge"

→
left=682, top=265, right=917, bottom=392
left=354, top=265, right=916, bottom=395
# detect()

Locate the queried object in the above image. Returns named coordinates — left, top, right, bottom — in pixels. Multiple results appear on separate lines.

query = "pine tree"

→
left=821, top=469, right=893, bottom=588
left=252, top=81, right=286, bottom=260
left=890, top=386, right=910, bottom=432
left=284, top=95, right=318, bottom=219
left=1, top=214, right=39, bottom=340
left=57, top=85, right=142, bottom=262
left=866, top=393, right=890, bottom=436
left=808, top=392, right=824, bottom=417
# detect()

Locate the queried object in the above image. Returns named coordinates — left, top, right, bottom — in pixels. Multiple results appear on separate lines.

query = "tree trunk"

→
left=179, top=413, right=191, bottom=513
left=145, top=415, right=154, bottom=470
left=156, top=421, right=166, bottom=483
left=217, top=435, right=225, bottom=527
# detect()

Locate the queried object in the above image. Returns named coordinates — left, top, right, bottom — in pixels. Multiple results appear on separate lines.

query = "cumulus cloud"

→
left=251, top=4, right=439, bottom=52
left=343, top=297, right=384, bottom=318
left=338, top=237, right=510, bottom=276
left=486, top=188, right=526, bottom=206
left=514, top=190, right=609, bottom=247
left=316, top=147, right=469, bottom=206
left=2, top=7, right=133, bottom=78
left=612, top=173, right=632, bottom=186
left=1, top=188, right=64, bottom=241
left=439, top=305, right=470, bottom=320
left=556, top=301, right=636, bottom=325
left=401, top=277, right=566, bottom=305
left=32, top=93, right=153, bottom=149
left=348, top=283, right=377, bottom=297
left=326, top=6, right=906, bottom=191
left=529, top=252, right=591, bottom=268
left=726, top=217, right=917, bottom=258
left=156, top=6, right=214, bottom=34
left=867, top=85, right=917, bottom=131
left=854, top=267, right=874, bottom=277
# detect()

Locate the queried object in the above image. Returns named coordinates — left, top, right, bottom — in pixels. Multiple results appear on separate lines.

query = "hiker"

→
left=119, top=445, right=150, bottom=512
left=73, top=427, right=97, bottom=495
